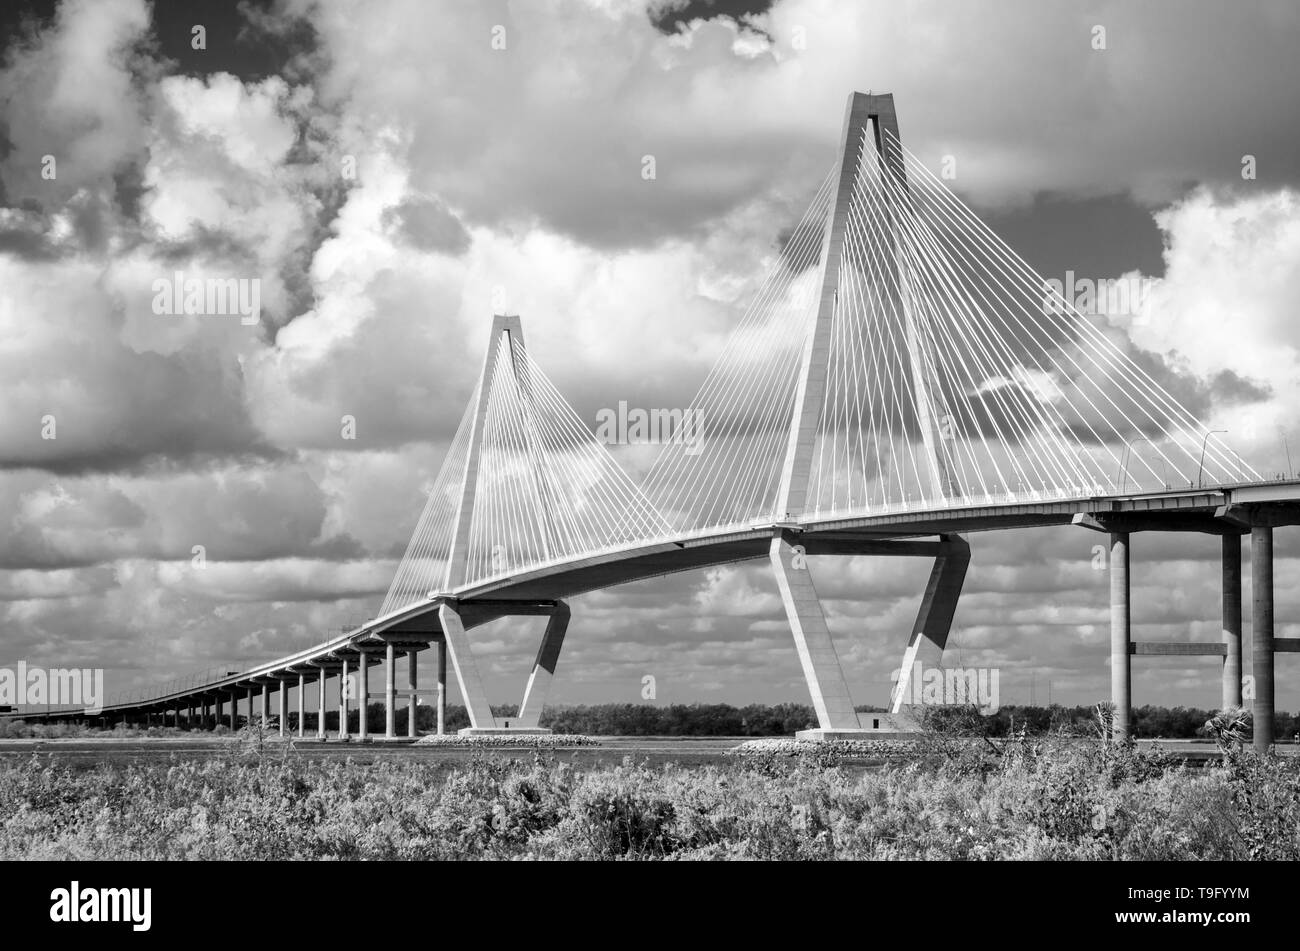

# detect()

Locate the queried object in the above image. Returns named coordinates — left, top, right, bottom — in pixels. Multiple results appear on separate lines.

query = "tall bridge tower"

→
left=772, top=92, right=967, bottom=737
left=777, top=91, right=954, bottom=521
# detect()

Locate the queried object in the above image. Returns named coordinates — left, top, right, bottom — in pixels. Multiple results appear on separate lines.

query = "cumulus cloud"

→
left=1131, top=187, right=1300, bottom=475
left=0, top=0, right=152, bottom=208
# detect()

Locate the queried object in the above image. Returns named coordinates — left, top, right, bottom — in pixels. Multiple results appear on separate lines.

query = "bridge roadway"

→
left=13, top=478, right=1300, bottom=751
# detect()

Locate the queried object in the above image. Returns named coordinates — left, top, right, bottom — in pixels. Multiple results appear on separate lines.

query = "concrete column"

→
left=889, top=537, right=971, bottom=716
left=437, top=639, right=446, bottom=735
left=769, top=534, right=860, bottom=731
left=357, top=654, right=369, bottom=741
left=437, top=604, right=496, bottom=729
left=261, top=682, right=270, bottom=727
left=1252, top=525, right=1274, bottom=753
left=278, top=680, right=287, bottom=737
left=316, top=672, right=326, bottom=739
left=228, top=692, right=237, bottom=730
left=385, top=643, right=396, bottom=739
left=338, top=656, right=350, bottom=739
left=1110, top=532, right=1131, bottom=742
left=1222, top=533, right=1243, bottom=709
left=409, top=649, right=419, bottom=738
left=297, top=673, right=305, bottom=738
left=245, top=688, right=254, bottom=729
left=518, top=603, right=570, bottom=728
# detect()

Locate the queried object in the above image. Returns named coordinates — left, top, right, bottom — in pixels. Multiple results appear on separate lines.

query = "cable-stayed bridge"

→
left=24, top=93, right=1300, bottom=750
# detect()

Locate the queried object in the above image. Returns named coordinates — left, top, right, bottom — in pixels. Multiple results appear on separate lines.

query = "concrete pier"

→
left=338, top=656, right=350, bottom=739
left=1222, top=533, right=1243, bottom=709
left=385, top=643, right=396, bottom=739
left=769, top=533, right=860, bottom=731
left=316, top=671, right=326, bottom=739
left=518, top=602, right=569, bottom=728
left=438, top=603, right=496, bottom=730
left=357, top=653, right=369, bottom=740
left=1110, top=532, right=1131, bottom=741
left=297, top=673, right=305, bottom=738
left=437, top=638, right=446, bottom=735
left=408, top=650, right=419, bottom=737
left=1252, top=525, right=1274, bottom=752
left=890, top=536, right=970, bottom=719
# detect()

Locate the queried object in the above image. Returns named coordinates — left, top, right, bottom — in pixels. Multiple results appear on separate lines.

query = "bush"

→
left=1, top=738, right=1297, bottom=860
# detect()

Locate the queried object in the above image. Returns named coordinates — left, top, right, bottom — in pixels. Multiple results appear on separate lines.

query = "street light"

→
left=1116, top=437, right=1153, bottom=493
left=1197, top=429, right=1228, bottom=488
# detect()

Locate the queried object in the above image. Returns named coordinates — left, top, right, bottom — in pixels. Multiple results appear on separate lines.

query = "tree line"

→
left=296, top=701, right=1298, bottom=739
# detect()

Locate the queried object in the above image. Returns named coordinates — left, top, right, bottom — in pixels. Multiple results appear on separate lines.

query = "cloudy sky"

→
left=2, top=0, right=1299, bottom=713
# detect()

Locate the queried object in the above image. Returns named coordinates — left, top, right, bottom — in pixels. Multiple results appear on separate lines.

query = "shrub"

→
left=1, top=738, right=1297, bottom=860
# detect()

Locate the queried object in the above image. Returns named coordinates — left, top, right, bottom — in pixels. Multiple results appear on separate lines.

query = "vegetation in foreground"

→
left=1, top=711, right=1297, bottom=860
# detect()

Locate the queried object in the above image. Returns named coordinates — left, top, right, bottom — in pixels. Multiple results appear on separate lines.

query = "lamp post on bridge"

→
left=1197, top=430, right=1228, bottom=489
left=1116, top=437, right=1152, bottom=493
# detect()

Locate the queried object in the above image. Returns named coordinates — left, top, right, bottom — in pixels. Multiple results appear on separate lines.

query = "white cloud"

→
left=1132, top=187, right=1300, bottom=473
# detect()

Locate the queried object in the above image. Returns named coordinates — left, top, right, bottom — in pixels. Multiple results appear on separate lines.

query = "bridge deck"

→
left=11, top=480, right=1300, bottom=722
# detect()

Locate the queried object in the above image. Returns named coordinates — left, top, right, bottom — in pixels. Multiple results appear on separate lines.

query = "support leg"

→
left=297, top=674, right=305, bottom=738
left=517, top=602, right=570, bottom=729
left=317, top=672, right=326, bottom=739
left=1110, top=532, right=1132, bottom=742
left=890, top=535, right=971, bottom=715
left=1252, top=525, right=1274, bottom=753
left=261, top=683, right=270, bottom=727
left=338, top=657, right=350, bottom=739
left=357, top=654, right=369, bottom=740
left=770, top=533, right=859, bottom=731
left=1222, top=533, right=1243, bottom=709
left=408, top=650, right=419, bottom=738
left=278, top=681, right=287, bottom=737
left=438, top=604, right=497, bottom=730
left=437, top=639, right=446, bottom=735
left=385, top=643, right=396, bottom=739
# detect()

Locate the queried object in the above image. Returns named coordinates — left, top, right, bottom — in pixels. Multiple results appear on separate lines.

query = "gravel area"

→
left=414, top=733, right=601, bottom=747
left=729, top=737, right=923, bottom=758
